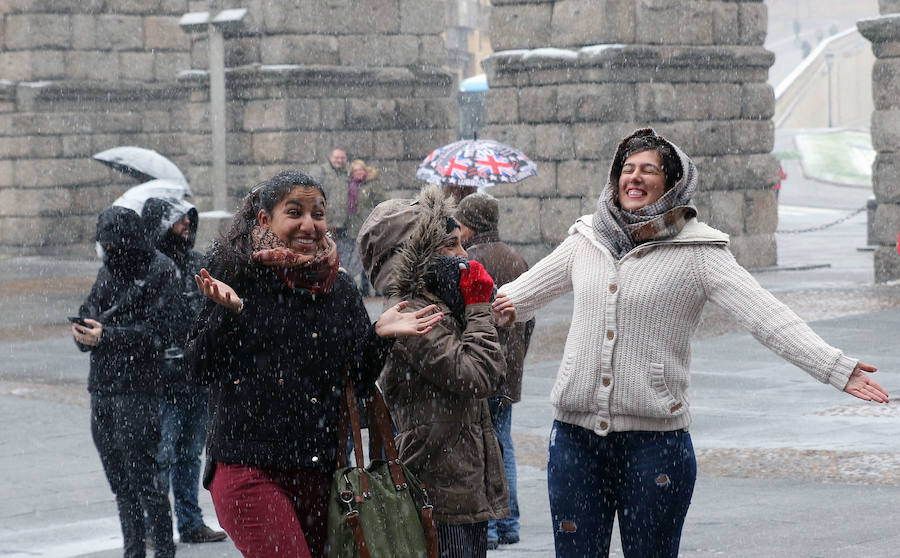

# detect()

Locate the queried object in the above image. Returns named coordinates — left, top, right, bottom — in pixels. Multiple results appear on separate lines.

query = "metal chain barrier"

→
left=775, top=205, right=867, bottom=234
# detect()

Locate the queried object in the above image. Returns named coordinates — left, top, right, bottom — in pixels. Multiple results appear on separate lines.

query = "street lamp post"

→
left=825, top=51, right=835, bottom=128
left=179, top=4, right=247, bottom=212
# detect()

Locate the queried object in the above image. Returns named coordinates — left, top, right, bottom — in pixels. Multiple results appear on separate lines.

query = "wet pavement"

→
left=2, top=130, right=900, bottom=557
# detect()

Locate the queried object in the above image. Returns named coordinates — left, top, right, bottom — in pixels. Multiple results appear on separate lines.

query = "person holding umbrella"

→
left=141, top=197, right=226, bottom=545
left=491, top=128, right=889, bottom=558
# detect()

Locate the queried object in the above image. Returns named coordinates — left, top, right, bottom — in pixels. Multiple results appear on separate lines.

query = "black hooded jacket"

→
left=76, top=206, right=181, bottom=395
left=142, top=197, right=207, bottom=395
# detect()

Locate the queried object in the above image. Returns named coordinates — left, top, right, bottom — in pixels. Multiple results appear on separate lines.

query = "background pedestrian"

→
left=455, top=192, right=534, bottom=550
left=141, top=197, right=226, bottom=544
left=343, top=159, right=383, bottom=296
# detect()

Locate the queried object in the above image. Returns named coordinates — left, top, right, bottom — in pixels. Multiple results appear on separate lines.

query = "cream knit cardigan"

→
left=499, top=215, right=857, bottom=436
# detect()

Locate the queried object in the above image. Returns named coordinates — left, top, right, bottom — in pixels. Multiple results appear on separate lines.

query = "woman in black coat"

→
left=184, top=169, right=441, bottom=558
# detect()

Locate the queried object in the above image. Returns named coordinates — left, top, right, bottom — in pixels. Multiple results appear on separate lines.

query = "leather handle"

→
left=346, top=511, right=373, bottom=558
left=422, top=505, right=438, bottom=558
left=343, top=377, right=370, bottom=498
left=367, top=386, right=407, bottom=489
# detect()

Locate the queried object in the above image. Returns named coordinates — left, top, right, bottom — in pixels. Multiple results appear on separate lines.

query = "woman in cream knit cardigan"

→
left=491, top=128, right=888, bottom=558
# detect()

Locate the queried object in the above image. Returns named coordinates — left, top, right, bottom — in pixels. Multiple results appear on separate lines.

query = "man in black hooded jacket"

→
left=141, top=197, right=225, bottom=544
left=72, top=206, right=178, bottom=557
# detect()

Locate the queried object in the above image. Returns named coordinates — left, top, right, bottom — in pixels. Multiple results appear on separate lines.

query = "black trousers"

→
left=438, top=521, right=488, bottom=558
left=91, top=393, right=175, bottom=558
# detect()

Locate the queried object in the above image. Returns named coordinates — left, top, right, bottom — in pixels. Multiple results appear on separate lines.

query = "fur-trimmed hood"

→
left=357, top=185, right=456, bottom=298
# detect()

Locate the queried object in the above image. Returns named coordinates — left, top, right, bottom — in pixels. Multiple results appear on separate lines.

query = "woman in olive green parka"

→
left=357, top=186, right=509, bottom=558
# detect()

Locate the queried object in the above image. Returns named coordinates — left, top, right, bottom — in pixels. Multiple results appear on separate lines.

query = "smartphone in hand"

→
left=68, top=316, right=89, bottom=327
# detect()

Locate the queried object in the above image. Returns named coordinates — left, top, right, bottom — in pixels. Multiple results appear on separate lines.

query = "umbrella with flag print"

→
left=416, top=139, right=537, bottom=189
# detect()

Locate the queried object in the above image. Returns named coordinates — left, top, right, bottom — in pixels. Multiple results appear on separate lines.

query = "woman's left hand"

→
left=843, top=362, right=889, bottom=403
left=375, top=302, right=443, bottom=338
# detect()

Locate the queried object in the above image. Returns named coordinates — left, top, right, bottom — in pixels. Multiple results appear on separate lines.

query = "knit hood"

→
left=592, top=128, right=698, bottom=259
left=357, top=185, right=456, bottom=298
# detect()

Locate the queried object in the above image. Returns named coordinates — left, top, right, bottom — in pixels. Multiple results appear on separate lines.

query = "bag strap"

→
left=342, top=376, right=371, bottom=499
left=421, top=498, right=438, bottom=558
left=346, top=509, right=373, bottom=558
left=366, top=386, right=407, bottom=490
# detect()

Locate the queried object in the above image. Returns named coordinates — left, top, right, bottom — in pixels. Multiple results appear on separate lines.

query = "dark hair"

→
left=446, top=216, right=460, bottom=234
left=614, top=135, right=683, bottom=191
left=216, top=169, right=325, bottom=267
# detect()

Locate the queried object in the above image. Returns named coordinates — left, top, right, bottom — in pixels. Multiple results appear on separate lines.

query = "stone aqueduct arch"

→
left=5, top=0, right=860, bottom=278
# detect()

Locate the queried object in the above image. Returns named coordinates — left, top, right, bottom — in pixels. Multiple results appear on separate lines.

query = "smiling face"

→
left=617, top=149, right=667, bottom=212
left=257, top=186, right=327, bottom=255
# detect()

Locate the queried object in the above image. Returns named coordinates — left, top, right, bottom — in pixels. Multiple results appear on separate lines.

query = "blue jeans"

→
left=487, top=396, right=519, bottom=542
left=156, top=393, right=208, bottom=535
left=547, top=421, right=696, bottom=558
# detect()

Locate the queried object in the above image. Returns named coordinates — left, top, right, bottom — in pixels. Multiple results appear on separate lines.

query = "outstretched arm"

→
left=700, top=246, right=889, bottom=401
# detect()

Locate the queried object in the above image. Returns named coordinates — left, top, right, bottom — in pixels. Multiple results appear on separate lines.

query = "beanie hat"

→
left=455, top=192, right=499, bottom=233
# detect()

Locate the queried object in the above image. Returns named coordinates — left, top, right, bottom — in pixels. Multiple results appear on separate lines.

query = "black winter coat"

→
left=142, top=197, right=208, bottom=395
left=184, top=266, right=392, bottom=473
left=76, top=252, right=181, bottom=395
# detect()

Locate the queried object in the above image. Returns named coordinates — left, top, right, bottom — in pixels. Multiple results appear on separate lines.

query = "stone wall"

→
left=178, top=64, right=456, bottom=214
left=0, top=0, right=456, bottom=256
left=0, top=1, right=193, bottom=255
left=0, top=0, right=191, bottom=82
left=481, top=0, right=780, bottom=267
left=859, top=3, right=900, bottom=281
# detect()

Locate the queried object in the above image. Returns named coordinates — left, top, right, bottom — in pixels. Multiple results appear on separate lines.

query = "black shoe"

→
left=180, top=524, right=227, bottom=543
left=498, top=534, right=520, bottom=545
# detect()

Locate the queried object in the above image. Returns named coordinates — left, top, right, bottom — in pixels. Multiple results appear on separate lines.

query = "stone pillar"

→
left=859, top=3, right=900, bottom=282
left=481, top=0, right=779, bottom=267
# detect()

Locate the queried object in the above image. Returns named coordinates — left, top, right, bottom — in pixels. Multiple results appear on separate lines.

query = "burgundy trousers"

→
left=209, top=462, right=331, bottom=558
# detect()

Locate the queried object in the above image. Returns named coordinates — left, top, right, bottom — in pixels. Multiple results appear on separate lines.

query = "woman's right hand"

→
left=194, top=268, right=243, bottom=314
left=491, top=292, right=517, bottom=327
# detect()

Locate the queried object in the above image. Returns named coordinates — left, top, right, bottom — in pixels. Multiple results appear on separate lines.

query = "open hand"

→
left=491, top=292, right=517, bottom=327
left=72, top=318, right=103, bottom=346
left=194, top=268, right=243, bottom=314
left=843, top=362, right=889, bottom=403
left=375, top=302, right=443, bottom=338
